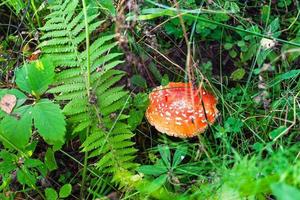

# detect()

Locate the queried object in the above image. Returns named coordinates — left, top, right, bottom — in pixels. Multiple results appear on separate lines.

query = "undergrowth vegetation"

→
left=0, top=0, right=299, bottom=199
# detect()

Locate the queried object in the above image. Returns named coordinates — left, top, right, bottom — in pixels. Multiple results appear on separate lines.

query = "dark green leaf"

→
left=128, top=109, right=144, bottom=130
left=131, top=75, right=147, bottom=88
left=45, top=148, right=58, bottom=171
left=133, top=93, right=149, bottom=109
left=24, top=158, right=44, bottom=168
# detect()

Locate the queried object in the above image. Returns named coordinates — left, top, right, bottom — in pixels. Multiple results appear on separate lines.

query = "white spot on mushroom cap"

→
left=175, top=117, right=182, bottom=121
left=175, top=121, right=182, bottom=125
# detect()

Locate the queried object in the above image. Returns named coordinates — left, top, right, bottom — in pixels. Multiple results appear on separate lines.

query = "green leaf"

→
left=24, top=158, right=44, bottom=168
left=17, top=168, right=36, bottom=187
left=45, top=188, right=58, bottom=200
left=133, top=93, right=149, bottom=110
left=252, top=142, right=264, bottom=152
left=130, top=75, right=147, bottom=88
left=269, top=126, right=287, bottom=140
left=274, top=69, right=300, bottom=82
left=158, top=145, right=171, bottom=168
left=138, top=165, right=168, bottom=176
left=261, top=5, right=270, bottom=24
left=0, top=105, right=32, bottom=149
left=224, top=43, right=233, bottom=50
left=281, top=38, right=300, bottom=62
left=33, top=99, right=66, bottom=145
left=59, top=184, right=72, bottom=198
left=128, top=109, right=144, bottom=130
left=268, top=18, right=280, bottom=36
left=149, top=63, right=162, bottom=82
left=172, top=146, right=187, bottom=168
left=45, top=148, right=58, bottom=171
left=6, top=0, right=26, bottom=14
left=224, top=117, right=243, bottom=133
left=213, top=13, right=229, bottom=22
left=229, top=49, right=237, bottom=58
left=146, top=174, right=167, bottom=194
left=230, top=68, right=246, bottom=81
left=15, top=58, right=54, bottom=97
left=0, top=150, right=16, bottom=174
left=161, top=74, right=169, bottom=86
left=271, top=183, right=300, bottom=200
left=99, top=0, right=116, bottom=16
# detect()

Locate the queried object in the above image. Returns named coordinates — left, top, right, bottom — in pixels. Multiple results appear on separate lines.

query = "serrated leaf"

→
left=33, top=99, right=66, bottom=145
left=0, top=105, right=33, bottom=149
left=15, top=58, right=55, bottom=97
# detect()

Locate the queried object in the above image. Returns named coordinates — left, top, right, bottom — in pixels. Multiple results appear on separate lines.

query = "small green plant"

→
left=138, top=145, right=202, bottom=194
left=45, top=183, right=72, bottom=200
left=0, top=58, right=66, bottom=150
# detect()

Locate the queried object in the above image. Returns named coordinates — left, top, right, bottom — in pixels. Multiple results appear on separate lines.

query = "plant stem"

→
left=80, top=127, right=89, bottom=199
left=80, top=0, right=91, bottom=198
left=82, top=0, right=91, bottom=97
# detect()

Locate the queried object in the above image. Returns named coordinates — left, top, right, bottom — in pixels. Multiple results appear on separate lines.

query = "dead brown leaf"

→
left=0, top=94, right=17, bottom=114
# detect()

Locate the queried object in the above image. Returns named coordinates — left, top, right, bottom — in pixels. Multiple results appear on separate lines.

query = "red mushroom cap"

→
left=146, top=82, right=218, bottom=138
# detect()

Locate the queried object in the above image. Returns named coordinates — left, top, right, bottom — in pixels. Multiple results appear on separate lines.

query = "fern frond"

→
left=41, top=0, right=138, bottom=187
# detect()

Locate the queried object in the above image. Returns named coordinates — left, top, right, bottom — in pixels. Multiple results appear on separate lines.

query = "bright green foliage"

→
left=271, top=183, right=300, bottom=200
left=40, top=0, right=138, bottom=185
left=33, top=99, right=66, bottom=145
left=15, top=58, right=55, bottom=98
left=0, top=105, right=32, bottom=148
left=0, top=58, right=66, bottom=149
left=45, top=188, right=58, bottom=200
left=59, top=184, right=72, bottom=198
left=138, top=145, right=198, bottom=194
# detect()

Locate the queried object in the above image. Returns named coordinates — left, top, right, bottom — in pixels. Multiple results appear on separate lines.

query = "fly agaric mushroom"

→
left=146, top=82, right=218, bottom=138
